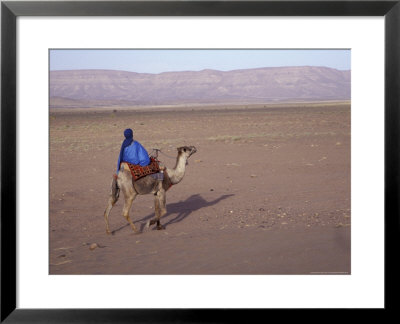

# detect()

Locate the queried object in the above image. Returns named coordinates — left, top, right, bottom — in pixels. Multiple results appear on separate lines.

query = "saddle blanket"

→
left=125, top=157, right=161, bottom=181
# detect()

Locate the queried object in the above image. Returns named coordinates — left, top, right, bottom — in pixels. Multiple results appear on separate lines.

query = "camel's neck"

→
left=166, top=153, right=188, bottom=185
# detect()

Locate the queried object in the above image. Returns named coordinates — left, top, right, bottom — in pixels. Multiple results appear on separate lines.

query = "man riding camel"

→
left=116, top=128, right=150, bottom=174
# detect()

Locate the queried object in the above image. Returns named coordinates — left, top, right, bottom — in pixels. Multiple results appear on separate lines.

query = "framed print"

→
left=1, top=0, right=399, bottom=322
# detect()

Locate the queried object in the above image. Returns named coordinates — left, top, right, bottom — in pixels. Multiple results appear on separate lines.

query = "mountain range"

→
left=50, top=66, right=351, bottom=108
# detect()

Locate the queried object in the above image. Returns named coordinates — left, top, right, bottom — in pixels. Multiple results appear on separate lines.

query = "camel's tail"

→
left=110, top=176, right=120, bottom=203
left=104, top=176, right=120, bottom=234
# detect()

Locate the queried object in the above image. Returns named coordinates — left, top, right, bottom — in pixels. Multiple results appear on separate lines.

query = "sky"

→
left=49, top=49, right=350, bottom=73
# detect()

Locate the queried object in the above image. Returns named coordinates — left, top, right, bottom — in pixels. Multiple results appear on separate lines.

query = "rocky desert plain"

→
left=49, top=101, right=351, bottom=274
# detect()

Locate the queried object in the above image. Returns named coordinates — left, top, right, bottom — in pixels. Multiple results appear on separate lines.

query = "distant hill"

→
left=50, top=66, right=351, bottom=108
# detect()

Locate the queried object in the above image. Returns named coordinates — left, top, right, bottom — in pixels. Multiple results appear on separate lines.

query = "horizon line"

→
left=49, top=65, right=351, bottom=75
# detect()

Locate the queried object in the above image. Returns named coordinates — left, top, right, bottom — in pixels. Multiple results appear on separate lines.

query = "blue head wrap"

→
left=117, top=128, right=134, bottom=171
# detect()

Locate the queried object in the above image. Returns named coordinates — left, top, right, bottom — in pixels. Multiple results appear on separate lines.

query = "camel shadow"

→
left=111, top=193, right=234, bottom=234
left=139, top=193, right=235, bottom=231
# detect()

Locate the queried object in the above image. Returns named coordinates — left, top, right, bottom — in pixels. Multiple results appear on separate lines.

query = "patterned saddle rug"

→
left=125, top=157, right=161, bottom=181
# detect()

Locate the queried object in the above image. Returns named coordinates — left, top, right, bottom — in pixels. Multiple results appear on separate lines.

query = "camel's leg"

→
left=122, top=192, right=138, bottom=233
left=154, top=194, right=161, bottom=220
left=104, top=177, right=120, bottom=235
left=155, top=190, right=167, bottom=230
left=147, top=190, right=166, bottom=230
left=146, top=194, right=160, bottom=229
left=104, top=197, right=115, bottom=235
left=116, top=164, right=140, bottom=233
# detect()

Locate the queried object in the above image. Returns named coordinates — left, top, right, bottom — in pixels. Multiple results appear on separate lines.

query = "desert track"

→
left=49, top=102, right=350, bottom=274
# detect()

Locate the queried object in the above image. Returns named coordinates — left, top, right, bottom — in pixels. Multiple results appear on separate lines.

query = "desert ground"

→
left=49, top=102, right=351, bottom=274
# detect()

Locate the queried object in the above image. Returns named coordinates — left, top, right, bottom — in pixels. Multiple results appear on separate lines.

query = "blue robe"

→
left=117, top=141, right=150, bottom=173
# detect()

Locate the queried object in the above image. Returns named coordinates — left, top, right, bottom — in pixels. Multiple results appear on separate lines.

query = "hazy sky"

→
left=50, top=49, right=350, bottom=73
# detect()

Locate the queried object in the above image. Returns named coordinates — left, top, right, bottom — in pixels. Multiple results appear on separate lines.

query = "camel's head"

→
left=177, top=146, right=197, bottom=163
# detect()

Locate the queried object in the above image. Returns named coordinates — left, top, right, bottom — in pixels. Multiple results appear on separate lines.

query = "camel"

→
left=104, top=146, right=197, bottom=234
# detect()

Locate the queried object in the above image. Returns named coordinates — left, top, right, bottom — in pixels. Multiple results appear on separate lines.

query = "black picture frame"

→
left=1, top=0, right=399, bottom=322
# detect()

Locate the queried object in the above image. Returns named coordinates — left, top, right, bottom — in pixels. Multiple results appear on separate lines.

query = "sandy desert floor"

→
left=49, top=102, right=350, bottom=274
